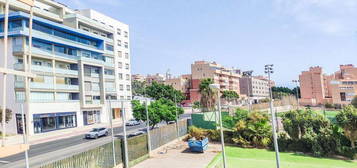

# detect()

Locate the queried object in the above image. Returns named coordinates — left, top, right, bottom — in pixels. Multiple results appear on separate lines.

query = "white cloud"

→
left=273, top=0, right=357, bottom=36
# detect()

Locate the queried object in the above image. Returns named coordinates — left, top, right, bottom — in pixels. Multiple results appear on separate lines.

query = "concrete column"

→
left=78, top=61, right=85, bottom=107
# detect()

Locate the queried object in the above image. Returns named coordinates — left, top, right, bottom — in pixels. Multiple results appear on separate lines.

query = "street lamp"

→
left=265, top=64, right=280, bottom=168
left=209, top=84, right=227, bottom=168
left=292, top=80, right=300, bottom=109
left=144, top=97, right=152, bottom=156
left=242, top=71, right=253, bottom=113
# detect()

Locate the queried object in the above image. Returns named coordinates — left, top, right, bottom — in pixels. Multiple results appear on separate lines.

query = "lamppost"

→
left=265, top=64, right=280, bottom=168
left=121, top=101, right=129, bottom=168
left=242, top=71, right=253, bottom=113
left=144, top=97, right=152, bottom=156
left=292, top=80, right=300, bottom=109
left=209, top=84, right=227, bottom=168
left=107, top=97, right=116, bottom=166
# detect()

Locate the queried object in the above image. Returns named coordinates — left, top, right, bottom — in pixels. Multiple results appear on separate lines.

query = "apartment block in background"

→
left=165, top=74, right=192, bottom=102
left=145, top=73, right=166, bottom=85
left=189, top=61, right=241, bottom=104
left=0, top=0, right=132, bottom=135
left=239, top=76, right=270, bottom=103
left=299, top=64, right=357, bottom=106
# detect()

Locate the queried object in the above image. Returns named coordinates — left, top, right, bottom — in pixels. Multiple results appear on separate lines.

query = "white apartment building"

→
left=0, top=0, right=132, bottom=135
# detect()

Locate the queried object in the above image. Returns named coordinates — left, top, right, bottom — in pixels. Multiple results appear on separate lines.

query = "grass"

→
left=207, top=146, right=357, bottom=168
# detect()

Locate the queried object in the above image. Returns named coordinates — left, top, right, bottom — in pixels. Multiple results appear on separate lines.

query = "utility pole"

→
left=20, top=104, right=29, bottom=168
left=265, top=64, right=280, bottom=168
left=174, top=94, right=179, bottom=141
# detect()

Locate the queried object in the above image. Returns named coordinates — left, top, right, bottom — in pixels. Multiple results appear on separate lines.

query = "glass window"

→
left=125, top=53, right=129, bottom=59
left=119, top=73, right=123, bottom=80
left=124, top=42, right=128, bottom=48
left=32, top=40, right=52, bottom=51
left=105, top=44, right=114, bottom=51
left=54, top=45, right=65, bottom=54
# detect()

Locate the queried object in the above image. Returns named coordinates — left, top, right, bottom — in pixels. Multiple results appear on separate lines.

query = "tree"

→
left=131, top=99, right=184, bottom=129
left=132, top=80, right=146, bottom=96
left=336, top=105, right=357, bottom=148
left=292, top=86, right=301, bottom=98
left=221, top=90, right=239, bottom=104
left=0, top=107, right=12, bottom=124
left=192, top=101, right=201, bottom=110
left=199, top=78, right=216, bottom=112
left=351, top=96, right=357, bottom=108
left=145, top=82, right=185, bottom=103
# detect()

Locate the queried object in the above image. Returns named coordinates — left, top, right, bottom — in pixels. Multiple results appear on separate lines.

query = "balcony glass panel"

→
left=56, top=68, right=78, bottom=76
left=56, top=84, right=79, bottom=90
left=30, top=82, right=54, bottom=89
left=31, top=65, right=52, bottom=73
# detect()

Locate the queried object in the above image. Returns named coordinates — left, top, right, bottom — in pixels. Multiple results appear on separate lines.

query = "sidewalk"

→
left=2, top=120, right=123, bottom=146
left=133, top=141, right=221, bottom=168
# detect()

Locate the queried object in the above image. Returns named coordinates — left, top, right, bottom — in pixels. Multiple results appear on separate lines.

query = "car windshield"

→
left=91, top=128, right=100, bottom=132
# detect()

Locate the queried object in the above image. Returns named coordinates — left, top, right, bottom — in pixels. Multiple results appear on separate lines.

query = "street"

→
left=0, top=114, right=190, bottom=168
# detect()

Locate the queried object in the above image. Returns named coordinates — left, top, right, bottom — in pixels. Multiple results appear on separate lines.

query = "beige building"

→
left=145, top=73, right=166, bottom=85
left=189, top=61, right=241, bottom=103
left=132, top=74, right=145, bottom=82
left=165, top=74, right=192, bottom=101
left=299, top=64, right=357, bottom=106
left=240, top=76, right=270, bottom=103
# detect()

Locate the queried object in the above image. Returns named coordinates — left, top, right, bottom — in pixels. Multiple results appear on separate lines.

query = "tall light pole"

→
left=107, top=97, right=116, bottom=166
left=145, top=97, right=152, bottom=156
left=265, top=64, right=280, bottom=168
left=292, top=80, right=300, bottom=109
left=209, top=84, right=227, bottom=168
left=1, top=0, right=10, bottom=147
left=121, top=101, right=129, bottom=168
left=174, top=94, right=179, bottom=141
left=242, top=71, right=253, bottom=113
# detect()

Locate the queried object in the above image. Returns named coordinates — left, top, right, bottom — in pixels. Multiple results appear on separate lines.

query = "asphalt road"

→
left=0, top=114, right=191, bottom=168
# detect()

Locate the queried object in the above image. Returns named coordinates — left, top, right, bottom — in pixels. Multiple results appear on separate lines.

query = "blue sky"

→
left=57, top=0, right=357, bottom=87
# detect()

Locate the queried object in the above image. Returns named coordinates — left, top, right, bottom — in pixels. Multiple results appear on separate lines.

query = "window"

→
left=125, top=53, right=129, bottom=59
left=340, top=92, right=346, bottom=101
left=125, top=63, right=129, bottom=70
left=118, top=51, right=122, bottom=58
left=118, top=62, right=123, bottom=69
left=119, top=84, right=124, bottom=91
left=126, top=74, right=130, bottom=80
left=124, top=31, right=128, bottom=38
left=105, top=69, right=114, bottom=75
left=117, top=28, right=121, bottom=35
left=124, top=42, right=128, bottom=48
left=127, top=96, right=131, bottom=100
left=126, top=85, right=131, bottom=91
left=119, top=73, right=123, bottom=80
left=120, top=96, right=124, bottom=100
left=105, top=44, right=114, bottom=51
left=117, top=40, right=121, bottom=46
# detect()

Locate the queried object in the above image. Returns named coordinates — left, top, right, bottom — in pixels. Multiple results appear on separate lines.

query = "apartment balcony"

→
left=80, top=56, right=105, bottom=65
left=105, top=87, right=116, bottom=92
left=54, top=51, right=79, bottom=61
left=31, top=65, right=53, bottom=73
left=13, top=63, right=24, bottom=70
left=86, top=100, right=101, bottom=105
left=56, top=84, right=79, bottom=90
left=30, top=82, right=54, bottom=89
left=104, top=75, right=115, bottom=79
left=56, top=68, right=78, bottom=76
left=103, top=61, right=115, bottom=67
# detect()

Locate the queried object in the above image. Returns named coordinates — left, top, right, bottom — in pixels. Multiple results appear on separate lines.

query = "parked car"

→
left=128, top=131, right=145, bottom=138
left=85, top=128, right=108, bottom=139
left=126, top=119, right=141, bottom=126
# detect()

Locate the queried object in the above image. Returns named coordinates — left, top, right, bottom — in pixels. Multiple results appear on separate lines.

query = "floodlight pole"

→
left=20, top=104, right=29, bottom=168
left=145, top=97, right=152, bottom=156
left=209, top=84, right=227, bottom=168
left=108, top=97, right=116, bottom=166
left=292, top=80, right=300, bottom=109
left=121, top=101, right=129, bottom=168
left=265, top=64, right=280, bottom=168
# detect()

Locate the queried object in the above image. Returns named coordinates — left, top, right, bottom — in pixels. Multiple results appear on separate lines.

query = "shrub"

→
left=324, top=103, right=334, bottom=109
left=188, top=126, right=206, bottom=140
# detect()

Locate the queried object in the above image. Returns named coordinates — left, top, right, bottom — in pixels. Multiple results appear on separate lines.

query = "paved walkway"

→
left=2, top=120, right=123, bottom=146
left=133, top=141, right=221, bottom=168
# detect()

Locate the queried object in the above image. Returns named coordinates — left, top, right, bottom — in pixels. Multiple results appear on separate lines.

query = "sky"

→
left=57, top=0, right=357, bottom=87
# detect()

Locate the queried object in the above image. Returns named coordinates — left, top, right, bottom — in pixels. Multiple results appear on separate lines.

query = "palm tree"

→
left=199, top=78, right=216, bottom=112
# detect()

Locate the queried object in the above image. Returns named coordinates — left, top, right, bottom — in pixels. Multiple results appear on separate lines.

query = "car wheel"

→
left=105, top=131, right=109, bottom=136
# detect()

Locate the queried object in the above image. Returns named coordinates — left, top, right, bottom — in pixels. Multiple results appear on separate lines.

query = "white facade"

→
left=0, top=0, right=132, bottom=135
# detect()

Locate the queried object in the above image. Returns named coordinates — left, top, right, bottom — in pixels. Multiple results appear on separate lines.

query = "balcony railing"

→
left=105, top=87, right=116, bottom=92
left=30, top=82, right=54, bottom=89
left=56, top=84, right=79, bottom=90
left=104, top=75, right=115, bottom=79
left=31, top=65, right=53, bottom=73
left=56, top=68, right=78, bottom=76
left=15, top=81, right=25, bottom=88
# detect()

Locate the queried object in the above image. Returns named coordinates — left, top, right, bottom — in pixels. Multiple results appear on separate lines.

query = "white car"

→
left=126, top=119, right=141, bottom=126
left=85, top=127, right=109, bottom=139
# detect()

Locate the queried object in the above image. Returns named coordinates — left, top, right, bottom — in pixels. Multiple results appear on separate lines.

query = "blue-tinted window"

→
left=54, top=45, right=65, bottom=54
left=105, top=44, right=114, bottom=51
left=32, top=40, right=52, bottom=51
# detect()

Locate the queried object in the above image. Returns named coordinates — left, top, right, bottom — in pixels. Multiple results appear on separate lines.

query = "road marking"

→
left=0, top=160, right=10, bottom=164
